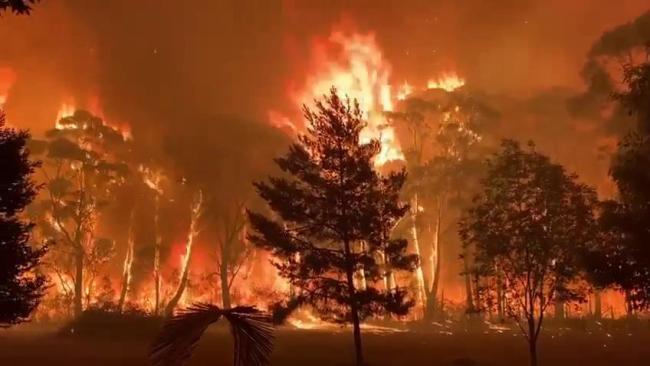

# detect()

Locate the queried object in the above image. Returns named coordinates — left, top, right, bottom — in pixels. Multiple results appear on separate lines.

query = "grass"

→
left=1, top=322, right=649, bottom=365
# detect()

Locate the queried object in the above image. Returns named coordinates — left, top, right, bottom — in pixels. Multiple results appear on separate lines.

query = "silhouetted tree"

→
left=583, top=57, right=650, bottom=312
left=0, top=0, right=38, bottom=14
left=151, top=303, right=273, bottom=366
left=30, top=110, right=129, bottom=316
left=459, top=140, right=597, bottom=366
left=0, top=112, right=47, bottom=327
left=248, top=88, right=417, bottom=366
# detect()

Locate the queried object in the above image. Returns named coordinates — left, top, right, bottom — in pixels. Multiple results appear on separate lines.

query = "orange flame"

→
left=291, top=29, right=404, bottom=166
left=426, top=73, right=465, bottom=92
left=0, top=67, right=16, bottom=108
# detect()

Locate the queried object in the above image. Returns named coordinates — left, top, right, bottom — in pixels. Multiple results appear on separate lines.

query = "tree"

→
left=0, top=112, right=47, bottom=327
left=248, top=88, right=417, bottom=366
left=151, top=303, right=273, bottom=366
left=585, top=57, right=650, bottom=310
left=207, top=197, right=250, bottom=309
left=387, top=93, right=495, bottom=318
left=31, top=110, right=129, bottom=316
left=164, top=189, right=204, bottom=316
left=0, top=0, right=38, bottom=14
left=459, top=140, right=597, bottom=366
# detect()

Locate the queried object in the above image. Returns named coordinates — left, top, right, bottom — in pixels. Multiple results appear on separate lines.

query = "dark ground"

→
left=0, top=324, right=649, bottom=365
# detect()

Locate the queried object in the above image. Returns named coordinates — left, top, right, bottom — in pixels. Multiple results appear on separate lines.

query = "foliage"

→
left=583, top=57, right=650, bottom=311
left=459, top=140, right=598, bottom=366
left=0, top=112, right=48, bottom=327
left=0, top=0, right=38, bottom=15
left=29, top=110, right=130, bottom=315
left=151, top=303, right=273, bottom=366
left=614, top=51, right=650, bottom=133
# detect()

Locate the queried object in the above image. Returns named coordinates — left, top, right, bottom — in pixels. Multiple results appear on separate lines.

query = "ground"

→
left=0, top=324, right=649, bottom=365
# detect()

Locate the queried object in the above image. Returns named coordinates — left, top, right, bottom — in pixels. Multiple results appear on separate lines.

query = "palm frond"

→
left=150, top=303, right=274, bottom=366
left=224, top=306, right=274, bottom=366
left=150, top=303, right=224, bottom=366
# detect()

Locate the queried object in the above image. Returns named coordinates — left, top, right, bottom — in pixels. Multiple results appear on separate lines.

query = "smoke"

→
left=569, top=10, right=650, bottom=133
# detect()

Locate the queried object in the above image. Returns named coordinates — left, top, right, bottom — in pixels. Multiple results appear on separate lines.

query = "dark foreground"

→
left=1, top=324, right=649, bottom=365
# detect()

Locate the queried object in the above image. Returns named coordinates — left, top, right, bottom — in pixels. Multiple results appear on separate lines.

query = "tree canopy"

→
left=459, top=140, right=598, bottom=366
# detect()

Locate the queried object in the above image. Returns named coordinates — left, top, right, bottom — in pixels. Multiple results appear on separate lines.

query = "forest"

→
left=1, top=1, right=650, bottom=366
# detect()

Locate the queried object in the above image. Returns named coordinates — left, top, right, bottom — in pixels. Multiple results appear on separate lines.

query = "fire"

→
left=293, top=29, right=404, bottom=166
left=0, top=67, right=16, bottom=108
left=54, top=100, right=132, bottom=141
left=55, top=102, right=76, bottom=129
left=427, top=73, right=465, bottom=92
left=396, top=81, right=413, bottom=101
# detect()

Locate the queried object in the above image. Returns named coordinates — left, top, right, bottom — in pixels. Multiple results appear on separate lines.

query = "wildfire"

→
left=54, top=100, right=132, bottom=141
left=427, top=73, right=465, bottom=92
left=396, top=81, right=413, bottom=101
left=0, top=67, right=16, bottom=108
left=292, top=29, right=404, bottom=166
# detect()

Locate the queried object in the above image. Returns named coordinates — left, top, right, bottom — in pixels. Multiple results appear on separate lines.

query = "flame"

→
left=0, top=67, right=16, bottom=108
left=396, top=81, right=413, bottom=101
left=55, top=102, right=77, bottom=129
left=427, top=73, right=465, bottom=92
left=294, top=29, right=404, bottom=166
left=54, top=100, right=132, bottom=141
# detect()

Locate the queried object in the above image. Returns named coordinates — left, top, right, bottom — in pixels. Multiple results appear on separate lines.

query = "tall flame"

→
left=295, top=29, right=404, bottom=166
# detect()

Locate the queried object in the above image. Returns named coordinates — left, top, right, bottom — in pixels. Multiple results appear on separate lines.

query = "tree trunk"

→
left=496, top=269, right=504, bottom=322
left=220, top=258, right=231, bottom=309
left=165, top=191, right=202, bottom=316
left=410, top=194, right=428, bottom=316
left=425, top=199, right=443, bottom=320
left=554, top=299, right=565, bottom=320
left=344, top=239, right=364, bottom=366
left=462, top=249, right=474, bottom=312
left=594, top=290, right=602, bottom=320
left=528, top=337, right=538, bottom=366
left=528, top=316, right=539, bottom=366
left=73, top=248, right=84, bottom=317
left=118, top=211, right=136, bottom=313
left=153, top=194, right=162, bottom=315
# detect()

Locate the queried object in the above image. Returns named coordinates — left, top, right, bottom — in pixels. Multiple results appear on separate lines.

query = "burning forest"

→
left=2, top=1, right=650, bottom=366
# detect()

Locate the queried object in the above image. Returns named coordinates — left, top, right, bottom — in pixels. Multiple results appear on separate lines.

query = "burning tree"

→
left=164, top=189, right=204, bottom=316
left=459, top=140, right=598, bottom=366
left=248, top=88, right=417, bottom=366
left=387, top=91, right=495, bottom=318
left=31, top=110, right=129, bottom=317
left=0, top=112, right=47, bottom=327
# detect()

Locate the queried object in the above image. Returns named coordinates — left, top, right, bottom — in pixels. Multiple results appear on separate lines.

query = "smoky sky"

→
left=0, top=0, right=648, bottom=138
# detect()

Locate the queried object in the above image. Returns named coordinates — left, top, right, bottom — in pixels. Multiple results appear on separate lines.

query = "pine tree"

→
left=248, top=88, right=417, bottom=366
left=0, top=112, right=47, bottom=327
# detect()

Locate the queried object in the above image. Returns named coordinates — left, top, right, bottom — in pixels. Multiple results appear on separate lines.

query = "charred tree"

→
left=165, top=190, right=203, bottom=316
left=249, top=88, right=417, bottom=366
left=117, top=209, right=136, bottom=312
